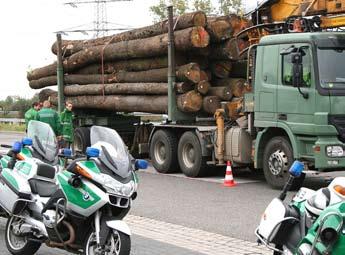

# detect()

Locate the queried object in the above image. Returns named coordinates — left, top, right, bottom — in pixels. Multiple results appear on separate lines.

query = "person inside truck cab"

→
left=283, top=47, right=311, bottom=87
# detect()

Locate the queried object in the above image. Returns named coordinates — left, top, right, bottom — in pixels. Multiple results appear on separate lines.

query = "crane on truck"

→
left=66, top=2, right=345, bottom=189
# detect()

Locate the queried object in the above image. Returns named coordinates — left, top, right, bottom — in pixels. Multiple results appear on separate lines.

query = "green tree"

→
left=149, top=0, right=188, bottom=22
left=191, top=0, right=214, bottom=13
left=0, top=94, right=39, bottom=118
left=219, top=0, right=243, bottom=15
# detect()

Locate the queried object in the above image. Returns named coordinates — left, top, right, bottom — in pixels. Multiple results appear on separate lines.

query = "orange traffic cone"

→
left=223, top=161, right=236, bottom=187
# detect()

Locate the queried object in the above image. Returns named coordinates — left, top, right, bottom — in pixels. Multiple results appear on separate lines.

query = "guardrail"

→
left=0, top=118, right=25, bottom=124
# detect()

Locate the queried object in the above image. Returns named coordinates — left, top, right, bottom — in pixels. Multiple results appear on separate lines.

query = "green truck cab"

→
left=250, top=32, right=345, bottom=188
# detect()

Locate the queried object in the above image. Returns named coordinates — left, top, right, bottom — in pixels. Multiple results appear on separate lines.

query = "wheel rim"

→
left=268, top=149, right=288, bottom=176
left=86, top=231, right=121, bottom=255
left=182, top=142, right=196, bottom=169
left=154, top=141, right=166, bottom=165
left=6, top=216, right=27, bottom=251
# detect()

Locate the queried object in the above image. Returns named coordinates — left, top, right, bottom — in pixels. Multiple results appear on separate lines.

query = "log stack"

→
left=29, top=11, right=252, bottom=118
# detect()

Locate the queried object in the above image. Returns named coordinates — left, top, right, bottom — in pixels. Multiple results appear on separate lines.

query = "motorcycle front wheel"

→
left=5, top=216, right=41, bottom=255
left=83, top=229, right=131, bottom=255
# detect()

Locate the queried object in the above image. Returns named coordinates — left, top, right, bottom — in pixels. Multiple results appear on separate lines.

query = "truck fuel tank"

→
left=224, top=127, right=253, bottom=164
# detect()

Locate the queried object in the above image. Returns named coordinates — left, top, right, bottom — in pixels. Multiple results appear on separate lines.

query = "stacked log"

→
left=30, top=11, right=252, bottom=117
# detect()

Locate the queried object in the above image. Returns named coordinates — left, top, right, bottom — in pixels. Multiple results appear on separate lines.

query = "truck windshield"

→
left=318, top=48, right=345, bottom=89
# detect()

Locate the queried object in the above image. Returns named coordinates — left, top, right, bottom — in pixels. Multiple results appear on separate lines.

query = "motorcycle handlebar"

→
left=0, top=144, right=12, bottom=149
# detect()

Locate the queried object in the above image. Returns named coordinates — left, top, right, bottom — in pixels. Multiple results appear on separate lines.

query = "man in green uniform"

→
left=36, top=100, right=61, bottom=136
left=24, top=102, right=40, bottom=132
left=60, top=101, right=74, bottom=148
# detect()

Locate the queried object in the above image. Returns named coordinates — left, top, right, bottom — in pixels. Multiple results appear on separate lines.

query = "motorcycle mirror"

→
left=22, top=137, right=33, bottom=146
left=12, top=141, right=22, bottom=154
left=289, top=160, right=304, bottom=177
left=86, top=147, right=100, bottom=158
left=135, top=159, right=148, bottom=170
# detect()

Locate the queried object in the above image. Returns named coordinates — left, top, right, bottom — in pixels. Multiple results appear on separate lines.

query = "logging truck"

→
left=29, top=1, right=345, bottom=188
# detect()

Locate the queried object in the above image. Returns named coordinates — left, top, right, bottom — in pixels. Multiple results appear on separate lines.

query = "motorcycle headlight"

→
left=326, top=146, right=344, bottom=157
left=102, top=174, right=135, bottom=197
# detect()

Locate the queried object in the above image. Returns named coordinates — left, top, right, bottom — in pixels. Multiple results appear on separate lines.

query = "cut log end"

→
left=193, top=11, right=207, bottom=27
left=203, top=96, right=221, bottom=114
left=191, top=27, right=210, bottom=48
left=196, top=81, right=210, bottom=95
left=177, top=91, right=202, bottom=112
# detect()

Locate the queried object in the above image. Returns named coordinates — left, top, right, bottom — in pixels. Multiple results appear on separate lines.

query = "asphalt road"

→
left=0, top=131, right=343, bottom=254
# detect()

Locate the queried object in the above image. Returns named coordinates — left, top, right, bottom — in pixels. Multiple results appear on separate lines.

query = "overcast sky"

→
left=0, top=0, right=261, bottom=100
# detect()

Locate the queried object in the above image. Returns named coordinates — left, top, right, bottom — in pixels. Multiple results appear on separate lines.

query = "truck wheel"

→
left=178, top=131, right=207, bottom=177
left=263, top=136, right=304, bottom=189
left=73, top=127, right=90, bottom=154
left=150, top=130, right=178, bottom=173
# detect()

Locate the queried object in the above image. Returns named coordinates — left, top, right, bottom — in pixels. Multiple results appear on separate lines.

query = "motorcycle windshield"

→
left=27, top=120, right=58, bottom=162
left=90, top=126, right=132, bottom=179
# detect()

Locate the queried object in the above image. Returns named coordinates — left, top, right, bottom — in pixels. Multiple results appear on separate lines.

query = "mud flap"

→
left=105, top=220, right=131, bottom=236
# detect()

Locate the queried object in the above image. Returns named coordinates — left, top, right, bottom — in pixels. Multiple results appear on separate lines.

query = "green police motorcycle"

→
left=0, top=125, right=147, bottom=255
left=256, top=161, right=345, bottom=255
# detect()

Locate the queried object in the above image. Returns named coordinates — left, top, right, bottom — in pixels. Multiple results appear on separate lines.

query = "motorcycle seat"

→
left=28, top=179, right=58, bottom=197
left=36, top=162, right=56, bottom=179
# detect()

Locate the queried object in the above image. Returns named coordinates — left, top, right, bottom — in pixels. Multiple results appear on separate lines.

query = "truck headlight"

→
left=326, top=146, right=344, bottom=157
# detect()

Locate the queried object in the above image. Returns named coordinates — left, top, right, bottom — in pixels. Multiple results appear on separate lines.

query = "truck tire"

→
left=150, top=129, right=178, bottom=173
left=263, top=136, right=305, bottom=190
left=73, top=127, right=91, bottom=154
left=178, top=131, right=207, bottom=177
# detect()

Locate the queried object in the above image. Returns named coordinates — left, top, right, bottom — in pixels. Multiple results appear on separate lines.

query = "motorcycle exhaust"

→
left=46, top=221, right=76, bottom=248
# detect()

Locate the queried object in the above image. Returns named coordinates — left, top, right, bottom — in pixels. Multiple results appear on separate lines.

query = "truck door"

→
left=277, top=44, right=316, bottom=132
left=254, top=44, right=279, bottom=125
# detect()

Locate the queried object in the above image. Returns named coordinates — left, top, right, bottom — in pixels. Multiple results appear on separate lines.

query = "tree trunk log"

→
left=51, top=11, right=207, bottom=56
left=200, top=70, right=211, bottom=81
left=53, top=95, right=169, bottom=113
left=176, top=90, right=202, bottom=112
left=29, top=74, right=118, bottom=89
left=210, top=61, right=232, bottom=78
left=230, top=60, right=247, bottom=78
left=110, top=63, right=200, bottom=83
left=227, top=97, right=243, bottom=120
left=74, top=55, right=188, bottom=75
left=208, top=86, right=233, bottom=100
left=203, top=96, right=221, bottom=114
left=38, top=89, right=57, bottom=102
left=175, top=82, right=194, bottom=94
left=206, top=19, right=233, bottom=42
left=196, top=81, right=210, bottom=95
left=63, top=26, right=209, bottom=71
left=29, top=63, right=201, bottom=89
left=29, top=27, right=209, bottom=80
left=64, top=83, right=170, bottom=96
left=209, top=38, right=249, bottom=60
left=27, top=63, right=57, bottom=81
left=212, top=78, right=249, bottom=97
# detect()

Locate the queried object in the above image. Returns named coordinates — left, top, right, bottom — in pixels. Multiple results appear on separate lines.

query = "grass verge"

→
left=0, top=123, right=25, bottom=132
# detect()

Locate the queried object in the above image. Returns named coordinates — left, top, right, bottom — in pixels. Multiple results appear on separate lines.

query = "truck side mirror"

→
left=291, top=52, right=303, bottom=88
left=291, top=52, right=309, bottom=99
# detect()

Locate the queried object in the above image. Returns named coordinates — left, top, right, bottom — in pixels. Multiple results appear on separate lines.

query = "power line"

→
left=64, top=0, right=133, bottom=38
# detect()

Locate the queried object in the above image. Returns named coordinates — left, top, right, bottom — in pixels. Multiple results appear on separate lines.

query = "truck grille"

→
left=329, top=115, right=345, bottom=143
